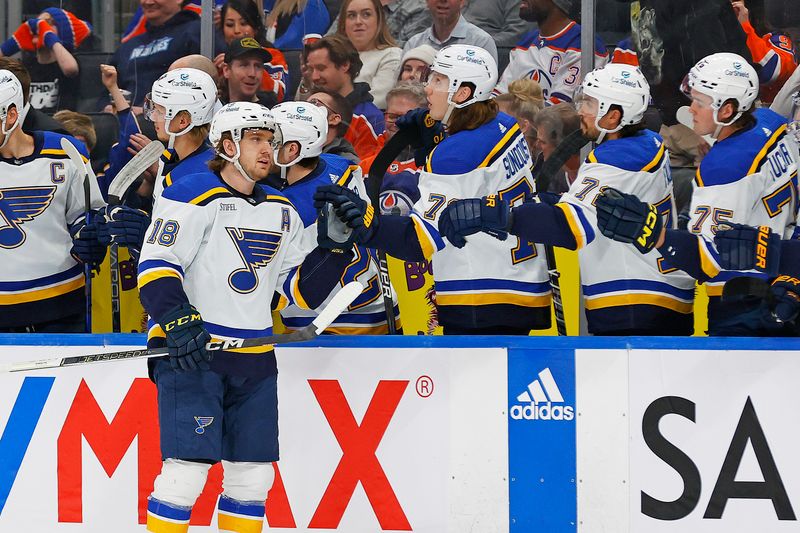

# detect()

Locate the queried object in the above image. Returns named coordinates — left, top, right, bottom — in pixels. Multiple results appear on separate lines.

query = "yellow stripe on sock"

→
left=146, top=513, right=189, bottom=533
left=218, top=512, right=264, bottom=533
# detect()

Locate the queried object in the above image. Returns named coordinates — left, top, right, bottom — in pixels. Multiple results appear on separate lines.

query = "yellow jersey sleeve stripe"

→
left=265, top=195, right=295, bottom=208
left=0, top=277, right=84, bottom=304
left=587, top=150, right=598, bottom=164
left=41, top=148, right=90, bottom=163
left=555, top=203, right=585, bottom=249
left=291, top=274, right=310, bottom=310
left=641, top=142, right=666, bottom=172
left=189, top=187, right=230, bottom=205
left=335, top=166, right=356, bottom=186
left=410, top=215, right=436, bottom=259
left=164, top=173, right=173, bottom=187
left=138, top=269, right=182, bottom=288
left=705, top=283, right=724, bottom=297
left=748, top=124, right=787, bottom=175
left=694, top=167, right=705, bottom=188
left=698, top=238, right=721, bottom=278
left=436, top=292, right=551, bottom=308
left=275, top=294, right=288, bottom=311
left=584, top=293, right=693, bottom=313
left=424, top=145, right=439, bottom=173
left=478, top=123, right=521, bottom=168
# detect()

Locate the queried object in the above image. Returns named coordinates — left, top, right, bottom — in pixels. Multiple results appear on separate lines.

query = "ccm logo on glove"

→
left=164, top=313, right=202, bottom=331
left=637, top=205, right=659, bottom=249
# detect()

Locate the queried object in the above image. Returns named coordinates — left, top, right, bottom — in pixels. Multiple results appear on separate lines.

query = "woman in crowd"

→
left=336, top=0, right=401, bottom=108
left=494, top=78, right=545, bottom=161
left=397, top=44, right=436, bottom=83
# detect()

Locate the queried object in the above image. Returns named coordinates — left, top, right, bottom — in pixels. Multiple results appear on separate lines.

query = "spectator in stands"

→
left=111, top=0, right=215, bottom=107
left=120, top=0, right=215, bottom=43
left=328, top=0, right=431, bottom=49
left=464, top=0, right=533, bottom=48
left=0, top=57, right=66, bottom=134
left=214, top=0, right=290, bottom=103
left=265, top=0, right=331, bottom=49
left=307, top=89, right=360, bottom=163
left=732, top=0, right=797, bottom=104
left=402, top=0, right=497, bottom=63
left=494, top=78, right=544, bottom=158
left=0, top=8, right=92, bottom=114
left=304, top=35, right=384, bottom=159
left=336, top=0, right=402, bottom=108
left=397, top=44, right=435, bottom=82
left=54, top=110, right=96, bottom=154
left=495, top=0, right=607, bottom=103
left=220, top=37, right=277, bottom=107
left=171, top=54, right=220, bottom=85
left=531, top=102, right=580, bottom=193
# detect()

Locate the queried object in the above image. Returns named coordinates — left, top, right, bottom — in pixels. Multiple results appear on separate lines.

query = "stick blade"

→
left=60, top=137, right=87, bottom=172
left=311, top=281, right=364, bottom=335
left=108, top=140, right=165, bottom=201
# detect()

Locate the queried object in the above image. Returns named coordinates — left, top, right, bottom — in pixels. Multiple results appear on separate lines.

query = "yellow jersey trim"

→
left=478, top=124, right=521, bottom=168
left=138, top=269, right=182, bottom=289
left=436, top=292, right=551, bottom=308
left=0, top=277, right=84, bottom=305
left=556, top=203, right=585, bottom=249
left=748, top=124, right=787, bottom=175
left=584, top=293, right=693, bottom=313
left=698, top=239, right=721, bottom=278
left=641, top=142, right=666, bottom=172
left=411, top=216, right=436, bottom=259
left=189, top=187, right=230, bottom=205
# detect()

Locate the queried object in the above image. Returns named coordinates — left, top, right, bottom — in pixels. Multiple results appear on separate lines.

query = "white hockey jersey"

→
left=412, top=112, right=552, bottom=331
left=138, top=171, right=309, bottom=364
left=275, top=156, right=401, bottom=334
left=690, top=109, right=799, bottom=296
left=557, top=129, right=696, bottom=334
left=494, top=21, right=608, bottom=104
left=0, top=132, right=104, bottom=327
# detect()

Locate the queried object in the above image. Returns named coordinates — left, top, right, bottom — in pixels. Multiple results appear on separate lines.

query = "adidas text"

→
left=510, top=402, right=574, bottom=421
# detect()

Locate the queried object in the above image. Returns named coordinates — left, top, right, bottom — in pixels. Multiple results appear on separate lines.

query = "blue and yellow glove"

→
left=313, top=184, right=377, bottom=245
left=595, top=187, right=662, bottom=254
left=714, top=223, right=781, bottom=276
left=160, top=303, right=212, bottom=371
left=437, top=195, right=511, bottom=248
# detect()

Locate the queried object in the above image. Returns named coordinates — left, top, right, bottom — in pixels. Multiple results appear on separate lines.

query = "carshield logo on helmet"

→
left=297, top=107, right=305, bottom=114
left=180, top=73, right=189, bottom=81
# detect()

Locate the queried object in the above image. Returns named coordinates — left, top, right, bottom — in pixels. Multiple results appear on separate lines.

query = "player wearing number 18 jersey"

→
left=439, top=64, right=696, bottom=335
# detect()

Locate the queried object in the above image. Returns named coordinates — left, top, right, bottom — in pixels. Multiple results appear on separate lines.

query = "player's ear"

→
left=6, top=104, right=17, bottom=127
left=718, top=99, right=737, bottom=123
left=222, top=138, right=237, bottom=157
left=453, top=84, right=473, bottom=105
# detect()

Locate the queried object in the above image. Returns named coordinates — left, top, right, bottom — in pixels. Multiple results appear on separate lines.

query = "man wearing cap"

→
left=220, top=37, right=277, bottom=108
left=494, top=0, right=607, bottom=104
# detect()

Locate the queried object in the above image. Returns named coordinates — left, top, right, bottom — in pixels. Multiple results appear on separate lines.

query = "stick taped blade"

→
left=108, top=140, right=165, bottom=202
left=311, top=281, right=364, bottom=334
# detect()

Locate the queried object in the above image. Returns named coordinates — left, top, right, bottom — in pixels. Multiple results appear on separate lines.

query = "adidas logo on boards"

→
left=510, top=367, right=575, bottom=421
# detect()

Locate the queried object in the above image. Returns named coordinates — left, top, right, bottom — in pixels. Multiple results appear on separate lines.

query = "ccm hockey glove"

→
left=714, top=223, right=781, bottom=276
left=160, top=303, right=212, bottom=371
left=313, top=184, right=377, bottom=244
left=595, top=188, right=662, bottom=254
left=437, top=195, right=511, bottom=248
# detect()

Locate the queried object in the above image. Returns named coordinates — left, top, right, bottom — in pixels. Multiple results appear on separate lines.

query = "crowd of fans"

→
left=1, top=0, right=799, bottom=335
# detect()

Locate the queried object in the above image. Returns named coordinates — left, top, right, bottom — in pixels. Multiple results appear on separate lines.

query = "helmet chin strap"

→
left=593, top=113, right=623, bottom=144
left=164, top=117, right=194, bottom=150
left=710, top=107, right=742, bottom=140
left=273, top=145, right=301, bottom=182
left=220, top=139, right=256, bottom=183
left=0, top=103, right=26, bottom=150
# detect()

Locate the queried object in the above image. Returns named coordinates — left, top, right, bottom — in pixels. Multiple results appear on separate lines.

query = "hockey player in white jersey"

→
left=266, top=101, right=401, bottom=333
left=438, top=63, right=697, bottom=335
left=594, top=53, right=799, bottom=335
left=0, top=69, right=105, bottom=332
left=137, top=102, right=356, bottom=533
left=315, top=44, right=553, bottom=335
left=494, top=0, right=607, bottom=103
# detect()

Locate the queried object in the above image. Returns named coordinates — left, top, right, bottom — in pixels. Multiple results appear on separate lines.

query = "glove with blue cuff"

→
left=437, top=195, right=511, bottom=248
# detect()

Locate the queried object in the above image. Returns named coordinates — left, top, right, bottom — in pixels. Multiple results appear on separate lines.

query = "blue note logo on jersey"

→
left=194, top=416, right=214, bottom=434
left=226, top=227, right=283, bottom=293
left=0, top=186, right=56, bottom=249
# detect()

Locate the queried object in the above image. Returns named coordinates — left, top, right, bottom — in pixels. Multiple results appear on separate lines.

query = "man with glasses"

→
left=307, top=89, right=360, bottom=163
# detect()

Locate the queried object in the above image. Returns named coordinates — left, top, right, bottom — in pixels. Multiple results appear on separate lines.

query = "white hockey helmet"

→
left=681, top=52, right=758, bottom=127
left=147, top=68, right=218, bottom=148
left=0, top=70, right=26, bottom=149
left=430, top=44, right=497, bottom=122
left=577, top=63, right=650, bottom=141
left=270, top=101, right=328, bottom=168
left=790, top=91, right=800, bottom=142
left=209, top=102, right=281, bottom=182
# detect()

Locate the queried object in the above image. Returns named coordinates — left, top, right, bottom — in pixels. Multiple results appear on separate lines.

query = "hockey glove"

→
left=595, top=188, right=663, bottom=254
left=769, top=275, right=800, bottom=324
left=714, top=223, right=781, bottom=276
left=103, top=205, right=150, bottom=261
left=317, top=201, right=355, bottom=252
left=313, top=184, right=377, bottom=244
left=160, top=303, right=212, bottom=371
left=69, top=211, right=108, bottom=271
left=437, top=195, right=511, bottom=249
left=0, top=20, right=38, bottom=56
left=396, top=108, right=445, bottom=166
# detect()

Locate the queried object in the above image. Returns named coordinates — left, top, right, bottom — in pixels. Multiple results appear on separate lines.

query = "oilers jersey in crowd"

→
left=413, top=112, right=551, bottom=331
left=690, top=108, right=799, bottom=297
left=272, top=154, right=400, bottom=334
left=138, top=171, right=309, bottom=378
left=558, top=129, right=696, bottom=334
left=153, top=144, right=215, bottom=201
left=0, top=132, right=104, bottom=326
left=741, top=20, right=797, bottom=103
left=495, top=21, right=608, bottom=103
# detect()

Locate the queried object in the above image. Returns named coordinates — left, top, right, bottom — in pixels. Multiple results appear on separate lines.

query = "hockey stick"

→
left=105, top=141, right=165, bottom=332
left=366, top=130, right=417, bottom=335
left=1, top=281, right=365, bottom=373
left=61, top=138, right=94, bottom=333
left=534, top=130, right=590, bottom=336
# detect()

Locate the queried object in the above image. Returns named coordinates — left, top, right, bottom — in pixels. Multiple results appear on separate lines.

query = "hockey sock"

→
left=217, top=495, right=265, bottom=533
left=146, top=497, right=192, bottom=533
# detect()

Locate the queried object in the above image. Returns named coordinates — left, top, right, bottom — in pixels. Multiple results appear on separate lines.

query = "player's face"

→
left=223, top=6, right=255, bottom=44
left=147, top=101, right=170, bottom=141
left=237, top=128, right=276, bottom=181
left=425, top=72, right=450, bottom=121
left=306, top=49, right=350, bottom=94
left=688, top=88, right=716, bottom=136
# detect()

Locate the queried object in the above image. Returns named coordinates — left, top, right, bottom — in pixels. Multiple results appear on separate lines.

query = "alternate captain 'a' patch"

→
left=226, top=227, right=283, bottom=294
left=0, top=186, right=56, bottom=248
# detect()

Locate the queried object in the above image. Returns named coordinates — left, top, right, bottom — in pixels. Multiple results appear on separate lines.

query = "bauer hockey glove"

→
left=769, top=275, right=800, bottom=324
left=714, top=223, right=781, bottom=276
left=69, top=211, right=108, bottom=271
left=0, top=19, right=38, bottom=56
left=103, top=205, right=150, bottom=261
left=313, top=184, right=377, bottom=244
left=437, top=195, right=511, bottom=249
left=595, top=188, right=662, bottom=254
left=160, top=303, right=212, bottom=371
left=396, top=108, right=445, bottom=166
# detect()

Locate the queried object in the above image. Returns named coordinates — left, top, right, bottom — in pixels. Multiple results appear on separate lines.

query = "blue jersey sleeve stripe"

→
left=138, top=260, right=185, bottom=277
left=436, top=279, right=551, bottom=293
left=583, top=279, right=695, bottom=299
left=203, top=321, right=273, bottom=338
left=0, top=264, right=83, bottom=291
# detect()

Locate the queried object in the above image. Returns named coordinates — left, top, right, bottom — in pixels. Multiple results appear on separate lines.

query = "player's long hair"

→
left=447, top=83, right=498, bottom=135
